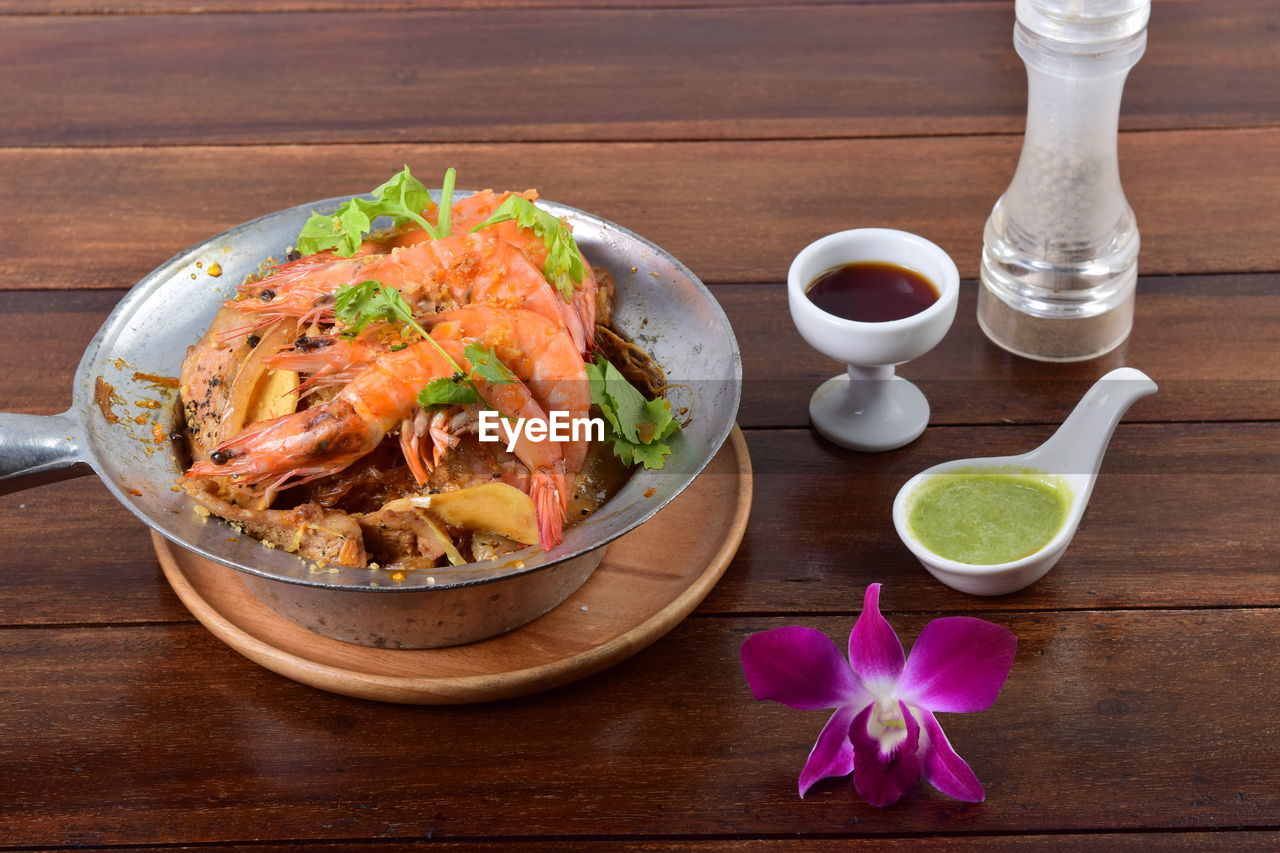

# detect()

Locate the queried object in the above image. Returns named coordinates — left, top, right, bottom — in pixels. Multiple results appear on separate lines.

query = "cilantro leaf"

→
left=585, top=356, right=679, bottom=470
left=334, top=279, right=436, bottom=345
left=333, top=279, right=424, bottom=338
left=463, top=343, right=516, bottom=385
left=415, top=345, right=514, bottom=412
left=470, top=195, right=585, bottom=302
left=295, top=165, right=447, bottom=258
left=607, top=430, right=676, bottom=469
left=418, top=375, right=480, bottom=408
left=333, top=279, right=388, bottom=333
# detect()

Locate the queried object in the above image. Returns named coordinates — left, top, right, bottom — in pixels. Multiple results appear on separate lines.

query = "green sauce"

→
left=907, top=470, right=1071, bottom=565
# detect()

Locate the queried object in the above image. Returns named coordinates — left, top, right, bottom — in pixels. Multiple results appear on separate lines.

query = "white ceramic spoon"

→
left=893, top=367, right=1158, bottom=595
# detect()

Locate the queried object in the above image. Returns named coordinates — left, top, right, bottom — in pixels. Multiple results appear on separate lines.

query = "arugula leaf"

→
left=585, top=356, right=680, bottom=470
left=470, top=195, right=585, bottom=302
left=463, top=343, right=516, bottom=385
left=295, top=165, right=443, bottom=258
left=418, top=375, right=480, bottom=408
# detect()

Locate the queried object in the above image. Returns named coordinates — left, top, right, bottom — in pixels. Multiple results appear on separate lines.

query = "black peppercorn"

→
left=295, top=335, right=331, bottom=352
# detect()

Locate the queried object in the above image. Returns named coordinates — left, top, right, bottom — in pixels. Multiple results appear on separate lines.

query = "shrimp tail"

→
left=531, top=467, right=567, bottom=551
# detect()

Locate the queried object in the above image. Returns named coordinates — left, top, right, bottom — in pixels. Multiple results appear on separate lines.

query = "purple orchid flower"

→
left=740, top=584, right=1017, bottom=807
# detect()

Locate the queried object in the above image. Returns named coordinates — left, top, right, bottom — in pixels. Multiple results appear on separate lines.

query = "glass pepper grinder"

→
left=978, top=0, right=1151, bottom=362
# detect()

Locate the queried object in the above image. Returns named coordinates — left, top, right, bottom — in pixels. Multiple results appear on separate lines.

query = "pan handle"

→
left=0, top=410, right=93, bottom=495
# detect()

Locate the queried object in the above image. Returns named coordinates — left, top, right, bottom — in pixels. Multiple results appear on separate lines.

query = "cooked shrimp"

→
left=267, top=333, right=436, bottom=476
left=453, top=190, right=599, bottom=349
left=187, top=336, right=572, bottom=550
left=377, top=190, right=540, bottom=258
left=431, top=232, right=592, bottom=355
left=186, top=341, right=455, bottom=495
left=448, top=190, right=545, bottom=262
left=268, top=333, right=466, bottom=479
left=228, top=231, right=591, bottom=355
left=265, top=333, right=389, bottom=396
left=428, top=305, right=591, bottom=480
left=389, top=190, right=598, bottom=351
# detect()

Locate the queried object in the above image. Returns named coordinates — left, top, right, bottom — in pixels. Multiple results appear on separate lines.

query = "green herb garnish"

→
left=463, top=343, right=516, bottom=385
left=334, top=279, right=430, bottom=339
left=418, top=374, right=480, bottom=408
left=585, top=356, right=680, bottom=470
left=416, top=345, right=513, bottom=408
left=470, top=195, right=585, bottom=302
left=435, top=166, right=457, bottom=238
left=295, top=165, right=457, bottom=258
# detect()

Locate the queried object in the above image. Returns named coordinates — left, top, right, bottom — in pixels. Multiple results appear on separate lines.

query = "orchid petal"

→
left=848, top=583, right=905, bottom=691
left=798, top=705, right=858, bottom=798
left=741, top=626, right=864, bottom=710
left=920, top=709, right=984, bottom=802
left=851, top=700, right=922, bottom=807
left=898, top=617, right=1017, bottom=713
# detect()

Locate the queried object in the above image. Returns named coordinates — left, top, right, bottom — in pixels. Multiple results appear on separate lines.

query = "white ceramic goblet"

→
left=787, top=229, right=959, bottom=452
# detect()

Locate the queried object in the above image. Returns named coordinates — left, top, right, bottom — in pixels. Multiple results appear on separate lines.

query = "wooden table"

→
left=2, top=0, right=1278, bottom=849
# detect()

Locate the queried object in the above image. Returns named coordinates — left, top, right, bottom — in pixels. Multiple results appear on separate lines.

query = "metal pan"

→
left=0, top=193, right=741, bottom=648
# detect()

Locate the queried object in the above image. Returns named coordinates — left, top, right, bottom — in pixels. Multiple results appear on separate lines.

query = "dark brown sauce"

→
left=94, top=376, right=121, bottom=424
left=806, top=261, right=939, bottom=322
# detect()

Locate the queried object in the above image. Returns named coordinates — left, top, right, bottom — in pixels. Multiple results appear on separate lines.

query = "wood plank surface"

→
left=0, top=0, right=1274, bottom=846
left=2, top=421, right=1275, bottom=626
left=3, top=0, right=992, bottom=12
left=0, top=478, right=178, bottom=626
left=3, top=610, right=1278, bottom=845
left=2, top=277, right=1274, bottom=427
left=714, top=423, right=1280, bottom=613
left=2, top=130, right=1278, bottom=292
left=725, top=276, right=1280, bottom=428
left=0, top=274, right=1274, bottom=625
left=7, top=836, right=1280, bottom=852
left=1, top=1, right=1276, bottom=147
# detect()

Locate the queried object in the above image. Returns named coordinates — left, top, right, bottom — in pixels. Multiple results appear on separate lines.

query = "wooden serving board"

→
left=154, top=426, right=752, bottom=704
